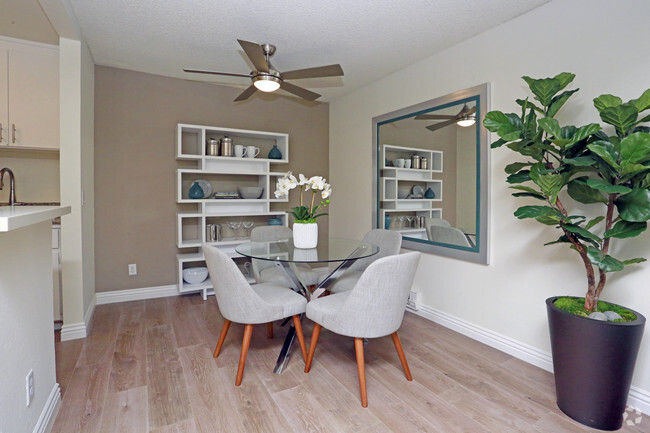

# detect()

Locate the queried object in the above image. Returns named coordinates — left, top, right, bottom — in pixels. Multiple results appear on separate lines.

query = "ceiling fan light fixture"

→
left=253, top=73, right=282, bottom=92
left=456, top=116, right=476, bottom=127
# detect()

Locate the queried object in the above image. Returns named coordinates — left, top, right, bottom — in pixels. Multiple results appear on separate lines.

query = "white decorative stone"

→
left=588, top=312, right=608, bottom=321
left=604, top=311, right=623, bottom=321
left=293, top=223, right=318, bottom=249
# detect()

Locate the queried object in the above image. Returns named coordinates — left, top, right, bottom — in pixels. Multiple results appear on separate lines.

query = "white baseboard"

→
left=95, top=284, right=179, bottom=305
left=33, top=383, right=60, bottom=433
left=60, top=294, right=96, bottom=341
left=60, top=322, right=86, bottom=341
left=407, top=303, right=650, bottom=416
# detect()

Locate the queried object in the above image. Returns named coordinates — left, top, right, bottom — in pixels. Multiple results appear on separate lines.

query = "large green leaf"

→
left=554, top=72, right=576, bottom=90
left=599, top=103, right=639, bottom=134
left=562, top=223, right=602, bottom=244
left=490, top=138, right=508, bottom=148
left=593, top=94, right=623, bottom=112
left=585, top=178, right=631, bottom=194
left=504, top=162, right=531, bottom=174
left=523, top=76, right=562, bottom=106
left=484, top=111, right=522, bottom=141
left=585, top=216, right=605, bottom=230
left=631, top=89, right=650, bottom=112
left=621, top=163, right=650, bottom=179
left=514, top=205, right=562, bottom=220
left=534, top=173, right=565, bottom=204
left=620, top=132, right=650, bottom=166
left=548, top=89, right=579, bottom=118
left=544, top=235, right=571, bottom=246
left=615, top=188, right=650, bottom=221
left=567, top=178, right=608, bottom=204
left=622, top=258, right=647, bottom=265
left=563, top=156, right=598, bottom=166
left=587, top=141, right=620, bottom=169
left=506, top=170, right=531, bottom=184
left=604, top=220, right=647, bottom=239
left=510, top=186, right=545, bottom=200
left=587, top=247, right=624, bottom=272
left=516, top=98, right=544, bottom=114
left=538, top=117, right=563, bottom=139
left=565, top=123, right=602, bottom=148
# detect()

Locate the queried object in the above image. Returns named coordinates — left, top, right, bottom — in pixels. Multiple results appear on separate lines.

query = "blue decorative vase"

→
left=268, top=144, right=282, bottom=160
left=268, top=217, right=283, bottom=226
left=424, top=187, right=435, bottom=199
left=189, top=181, right=204, bottom=199
left=384, top=214, right=391, bottom=229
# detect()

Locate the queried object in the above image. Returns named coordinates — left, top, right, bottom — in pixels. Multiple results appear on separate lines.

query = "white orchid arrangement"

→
left=274, top=172, right=331, bottom=223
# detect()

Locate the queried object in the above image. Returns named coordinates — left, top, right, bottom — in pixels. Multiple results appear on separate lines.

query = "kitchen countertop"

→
left=0, top=205, right=71, bottom=232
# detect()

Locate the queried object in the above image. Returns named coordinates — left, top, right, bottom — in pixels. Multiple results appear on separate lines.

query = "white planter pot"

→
left=293, top=223, right=318, bottom=249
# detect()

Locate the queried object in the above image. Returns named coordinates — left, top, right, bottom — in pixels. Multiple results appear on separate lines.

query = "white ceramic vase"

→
left=293, top=222, right=318, bottom=249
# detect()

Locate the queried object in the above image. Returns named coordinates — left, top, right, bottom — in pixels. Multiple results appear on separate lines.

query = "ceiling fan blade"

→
left=426, top=119, right=457, bottom=131
left=414, top=114, right=456, bottom=120
left=237, top=39, right=269, bottom=73
left=281, top=64, right=344, bottom=80
left=280, top=81, right=321, bottom=101
left=183, top=68, right=251, bottom=78
left=234, top=84, right=258, bottom=102
left=467, top=106, right=477, bottom=115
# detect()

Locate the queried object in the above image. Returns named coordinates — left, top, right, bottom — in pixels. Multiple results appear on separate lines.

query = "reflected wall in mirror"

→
left=372, top=84, right=489, bottom=264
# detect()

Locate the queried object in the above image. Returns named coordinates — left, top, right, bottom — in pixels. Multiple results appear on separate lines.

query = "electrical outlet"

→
left=128, top=263, right=137, bottom=275
left=407, top=291, right=419, bottom=310
left=26, top=370, right=34, bottom=407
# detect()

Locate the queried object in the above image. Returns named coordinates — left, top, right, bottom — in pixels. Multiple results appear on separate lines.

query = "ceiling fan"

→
left=414, top=104, right=476, bottom=131
left=184, top=39, right=344, bottom=102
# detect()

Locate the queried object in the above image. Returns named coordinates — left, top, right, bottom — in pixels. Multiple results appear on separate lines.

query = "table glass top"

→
left=235, top=237, right=379, bottom=263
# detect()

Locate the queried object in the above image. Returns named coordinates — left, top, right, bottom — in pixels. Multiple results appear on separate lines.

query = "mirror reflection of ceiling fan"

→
left=414, top=104, right=476, bottom=131
left=183, top=39, right=344, bottom=102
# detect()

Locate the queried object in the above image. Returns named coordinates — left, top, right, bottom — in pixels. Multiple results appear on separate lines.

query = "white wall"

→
left=59, top=37, right=95, bottom=340
left=0, top=222, right=57, bottom=433
left=330, top=0, right=650, bottom=405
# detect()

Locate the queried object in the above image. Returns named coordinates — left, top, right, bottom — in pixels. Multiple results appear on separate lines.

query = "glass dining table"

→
left=235, top=237, right=379, bottom=373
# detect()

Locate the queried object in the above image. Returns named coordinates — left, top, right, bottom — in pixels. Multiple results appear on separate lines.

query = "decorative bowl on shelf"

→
left=238, top=187, right=264, bottom=199
left=183, top=267, right=209, bottom=284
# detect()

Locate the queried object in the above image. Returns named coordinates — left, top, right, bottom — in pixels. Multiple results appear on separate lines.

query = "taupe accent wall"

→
left=95, top=66, right=329, bottom=292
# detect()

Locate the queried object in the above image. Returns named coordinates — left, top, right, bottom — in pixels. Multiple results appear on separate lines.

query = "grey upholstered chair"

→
left=250, top=226, right=321, bottom=287
left=203, top=243, right=308, bottom=386
left=426, top=225, right=474, bottom=247
left=425, top=217, right=451, bottom=228
left=326, top=229, right=402, bottom=294
left=304, top=252, right=421, bottom=407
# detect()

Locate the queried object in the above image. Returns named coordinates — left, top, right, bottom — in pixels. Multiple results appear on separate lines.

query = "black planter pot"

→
left=546, top=296, right=646, bottom=430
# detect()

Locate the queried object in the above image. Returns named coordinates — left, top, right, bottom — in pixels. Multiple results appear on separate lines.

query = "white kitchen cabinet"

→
left=176, top=123, right=290, bottom=300
left=0, top=38, right=59, bottom=150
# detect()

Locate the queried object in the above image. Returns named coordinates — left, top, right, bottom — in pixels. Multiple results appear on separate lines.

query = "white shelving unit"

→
left=176, top=123, right=289, bottom=299
left=379, top=144, right=443, bottom=239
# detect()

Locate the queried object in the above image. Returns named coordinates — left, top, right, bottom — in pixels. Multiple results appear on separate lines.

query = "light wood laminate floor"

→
left=52, top=295, right=649, bottom=433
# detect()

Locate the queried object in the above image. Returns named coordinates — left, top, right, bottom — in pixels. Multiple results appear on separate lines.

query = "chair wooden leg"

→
left=235, top=324, right=254, bottom=386
left=304, top=323, right=322, bottom=373
left=354, top=337, right=368, bottom=408
left=391, top=331, right=412, bottom=381
left=267, top=322, right=274, bottom=339
left=292, top=315, right=308, bottom=362
left=213, top=319, right=231, bottom=358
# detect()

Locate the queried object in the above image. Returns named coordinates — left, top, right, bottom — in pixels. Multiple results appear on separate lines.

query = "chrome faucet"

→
left=0, top=168, right=17, bottom=205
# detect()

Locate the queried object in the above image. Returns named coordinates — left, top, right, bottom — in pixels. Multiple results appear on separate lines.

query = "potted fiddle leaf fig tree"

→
left=484, top=73, right=648, bottom=430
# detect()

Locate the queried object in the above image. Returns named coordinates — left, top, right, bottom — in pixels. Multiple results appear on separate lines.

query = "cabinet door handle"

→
left=11, top=124, right=16, bottom=144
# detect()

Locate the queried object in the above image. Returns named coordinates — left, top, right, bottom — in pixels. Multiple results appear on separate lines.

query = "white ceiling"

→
left=6, top=0, right=551, bottom=102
